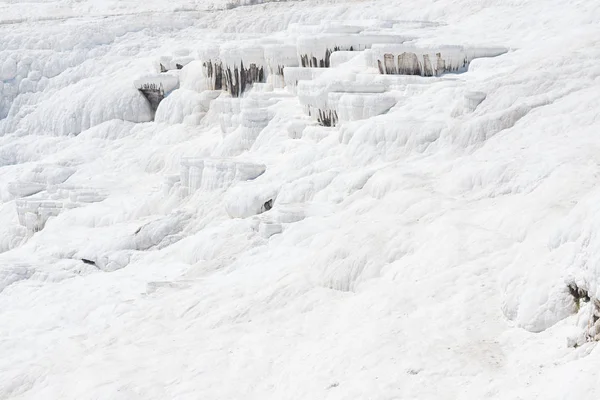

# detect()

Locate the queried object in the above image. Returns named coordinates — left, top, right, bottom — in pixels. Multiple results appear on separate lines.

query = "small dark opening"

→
left=264, top=199, right=273, bottom=211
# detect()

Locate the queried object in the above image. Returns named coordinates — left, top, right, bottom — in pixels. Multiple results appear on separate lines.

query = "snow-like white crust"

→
left=3, top=0, right=598, bottom=398
left=180, top=157, right=266, bottom=194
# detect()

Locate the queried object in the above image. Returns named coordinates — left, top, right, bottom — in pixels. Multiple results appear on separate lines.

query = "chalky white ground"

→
left=2, top=0, right=600, bottom=398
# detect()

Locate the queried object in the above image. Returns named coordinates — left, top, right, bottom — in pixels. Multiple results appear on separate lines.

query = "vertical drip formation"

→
left=308, top=108, right=337, bottom=127
left=138, top=83, right=165, bottom=113
left=372, top=45, right=507, bottom=77
left=224, top=62, right=265, bottom=98
left=134, top=74, right=179, bottom=120
left=264, top=44, right=298, bottom=88
left=299, top=46, right=344, bottom=68
left=220, top=43, right=267, bottom=98
left=378, top=52, right=458, bottom=76
left=203, top=59, right=225, bottom=91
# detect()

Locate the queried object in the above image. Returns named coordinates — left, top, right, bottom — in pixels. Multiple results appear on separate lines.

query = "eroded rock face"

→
left=138, top=83, right=165, bottom=112
left=567, top=282, right=600, bottom=345
left=219, top=43, right=267, bottom=97
left=312, top=108, right=338, bottom=127
left=134, top=74, right=179, bottom=117
left=378, top=51, right=457, bottom=76
left=372, top=45, right=508, bottom=76
left=297, top=34, right=410, bottom=69
left=300, top=46, right=342, bottom=68
left=203, top=59, right=225, bottom=91
left=224, top=61, right=265, bottom=98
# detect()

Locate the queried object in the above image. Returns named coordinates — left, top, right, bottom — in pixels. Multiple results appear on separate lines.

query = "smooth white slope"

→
left=1, top=0, right=600, bottom=399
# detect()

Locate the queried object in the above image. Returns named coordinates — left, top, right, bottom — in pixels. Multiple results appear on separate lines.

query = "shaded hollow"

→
left=138, top=82, right=165, bottom=114
left=224, top=61, right=265, bottom=97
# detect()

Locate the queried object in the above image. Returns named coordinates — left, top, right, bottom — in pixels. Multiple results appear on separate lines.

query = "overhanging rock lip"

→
left=133, top=74, right=180, bottom=114
left=371, top=43, right=509, bottom=58
left=133, top=74, right=179, bottom=93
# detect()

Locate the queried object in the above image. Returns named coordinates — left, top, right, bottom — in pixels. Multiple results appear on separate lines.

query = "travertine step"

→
left=370, top=45, right=507, bottom=76
left=16, top=186, right=107, bottom=232
left=133, top=74, right=179, bottom=114
left=298, top=79, right=392, bottom=126
left=220, top=43, right=267, bottom=98
left=180, top=157, right=266, bottom=194
left=297, top=34, right=410, bottom=68
left=264, top=44, right=299, bottom=88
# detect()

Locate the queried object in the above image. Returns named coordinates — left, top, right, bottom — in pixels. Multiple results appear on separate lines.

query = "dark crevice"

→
left=568, top=282, right=590, bottom=304
left=317, top=109, right=338, bottom=127
left=299, top=46, right=345, bottom=68
left=263, top=199, right=273, bottom=211
left=203, top=60, right=225, bottom=90
left=223, top=62, right=265, bottom=97
left=138, top=82, right=165, bottom=116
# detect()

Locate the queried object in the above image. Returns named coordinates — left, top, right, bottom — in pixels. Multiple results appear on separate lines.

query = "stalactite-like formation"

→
left=203, top=60, right=225, bottom=91
left=306, top=106, right=338, bottom=127
left=384, top=54, right=397, bottom=74
left=264, top=44, right=298, bottom=88
left=138, top=83, right=165, bottom=113
left=397, top=52, right=421, bottom=75
left=317, top=109, right=338, bottom=127
left=378, top=52, right=463, bottom=76
left=224, top=61, right=265, bottom=98
left=373, top=46, right=507, bottom=76
left=299, top=46, right=343, bottom=68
